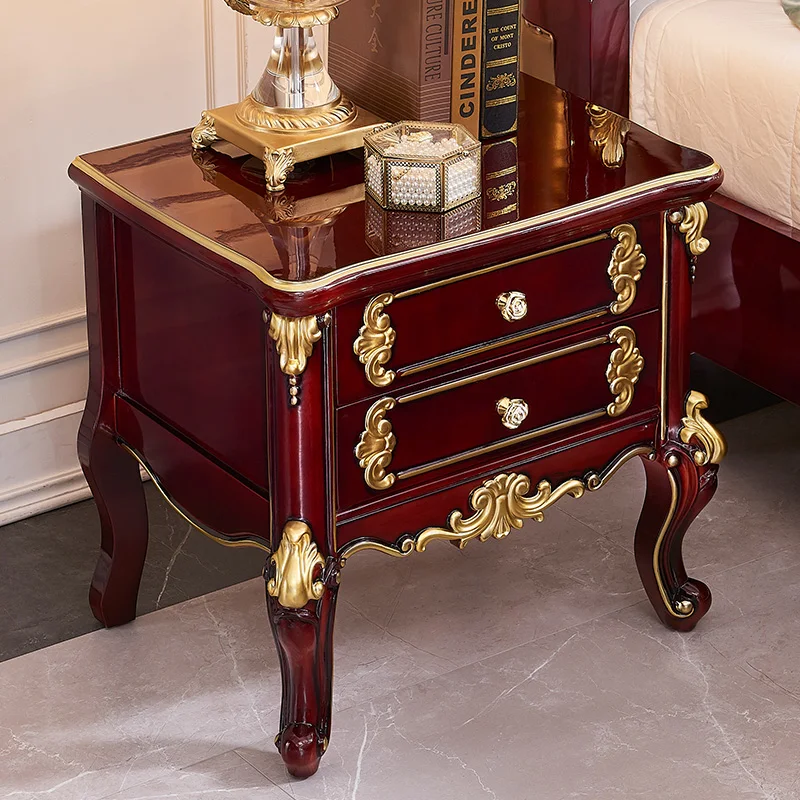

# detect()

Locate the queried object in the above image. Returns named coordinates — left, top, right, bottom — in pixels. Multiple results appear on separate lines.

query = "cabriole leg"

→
left=265, top=520, right=337, bottom=778
left=634, top=447, right=717, bottom=632
left=264, top=309, right=335, bottom=776
left=78, top=425, right=148, bottom=627
left=635, top=390, right=727, bottom=630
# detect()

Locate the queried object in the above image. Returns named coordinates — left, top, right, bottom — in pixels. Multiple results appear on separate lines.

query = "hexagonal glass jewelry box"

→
left=364, top=121, right=481, bottom=213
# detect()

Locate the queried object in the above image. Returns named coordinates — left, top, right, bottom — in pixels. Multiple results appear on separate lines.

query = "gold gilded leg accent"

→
left=606, top=326, right=644, bottom=417
left=191, top=111, right=220, bottom=150
left=608, top=224, right=647, bottom=315
left=356, top=397, right=397, bottom=490
left=268, top=313, right=322, bottom=377
left=415, top=473, right=585, bottom=551
left=264, top=148, right=296, bottom=193
left=669, top=202, right=710, bottom=258
left=679, top=391, right=727, bottom=466
left=354, top=293, right=396, bottom=388
left=652, top=468, right=694, bottom=618
left=267, top=521, right=326, bottom=609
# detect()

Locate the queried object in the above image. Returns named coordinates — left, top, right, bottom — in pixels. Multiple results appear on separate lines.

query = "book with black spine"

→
left=480, top=0, right=520, bottom=138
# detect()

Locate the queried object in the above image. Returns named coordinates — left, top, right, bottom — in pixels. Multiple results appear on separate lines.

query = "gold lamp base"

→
left=192, top=102, right=385, bottom=193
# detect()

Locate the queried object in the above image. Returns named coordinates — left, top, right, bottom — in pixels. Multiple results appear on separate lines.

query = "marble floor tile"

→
left=559, top=403, right=800, bottom=582
left=246, top=605, right=800, bottom=800
left=2, top=401, right=800, bottom=798
left=101, top=751, right=288, bottom=799
left=364, top=504, right=646, bottom=667
left=0, top=482, right=265, bottom=662
left=0, top=574, right=454, bottom=800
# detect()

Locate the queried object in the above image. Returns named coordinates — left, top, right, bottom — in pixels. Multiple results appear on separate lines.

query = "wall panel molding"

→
left=0, top=345, right=87, bottom=383
left=204, top=0, right=217, bottom=108
left=0, top=308, right=86, bottom=347
left=237, top=12, right=249, bottom=101
left=1, top=1, right=210, bottom=527
left=0, top=400, right=85, bottom=439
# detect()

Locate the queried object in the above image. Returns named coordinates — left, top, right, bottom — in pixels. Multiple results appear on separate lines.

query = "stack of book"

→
left=329, top=0, right=520, bottom=139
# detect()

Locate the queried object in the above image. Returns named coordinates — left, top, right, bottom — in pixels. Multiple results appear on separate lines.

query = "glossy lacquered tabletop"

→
left=70, top=76, right=718, bottom=294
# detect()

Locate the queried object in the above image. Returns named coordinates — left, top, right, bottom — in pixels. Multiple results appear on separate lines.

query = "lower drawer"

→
left=337, top=311, right=660, bottom=510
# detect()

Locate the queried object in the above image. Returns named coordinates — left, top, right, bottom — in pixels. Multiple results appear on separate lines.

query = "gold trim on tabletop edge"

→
left=70, top=156, right=721, bottom=296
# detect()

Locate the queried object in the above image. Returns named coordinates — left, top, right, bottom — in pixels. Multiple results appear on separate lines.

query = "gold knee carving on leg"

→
left=680, top=391, right=727, bottom=466
left=268, top=521, right=325, bottom=608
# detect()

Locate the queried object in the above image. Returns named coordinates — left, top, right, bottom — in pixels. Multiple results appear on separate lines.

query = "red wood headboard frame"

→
left=522, top=0, right=631, bottom=115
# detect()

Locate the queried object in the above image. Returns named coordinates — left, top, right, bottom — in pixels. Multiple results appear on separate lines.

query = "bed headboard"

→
left=521, top=0, right=631, bottom=115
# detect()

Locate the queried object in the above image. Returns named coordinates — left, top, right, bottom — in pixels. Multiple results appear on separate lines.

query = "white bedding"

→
left=630, top=0, right=800, bottom=227
left=629, top=0, right=665, bottom=40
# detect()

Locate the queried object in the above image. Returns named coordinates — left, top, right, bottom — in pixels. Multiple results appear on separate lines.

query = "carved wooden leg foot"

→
left=276, top=722, right=325, bottom=779
left=78, top=426, right=148, bottom=628
left=266, top=528, right=336, bottom=779
left=634, top=448, right=717, bottom=632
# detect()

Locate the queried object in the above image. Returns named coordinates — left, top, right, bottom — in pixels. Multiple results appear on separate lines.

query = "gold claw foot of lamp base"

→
left=191, top=112, right=220, bottom=150
left=264, top=149, right=296, bottom=193
left=190, top=102, right=385, bottom=193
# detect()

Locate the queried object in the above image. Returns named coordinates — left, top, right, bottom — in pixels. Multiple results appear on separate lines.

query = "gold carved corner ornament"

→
left=267, top=520, right=326, bottom=609
left=355, top=397, right=397, bottom=490
left=606, top=326, right=644, bottom=417
left=608, top=223, right=647, bottom=315
left=268, top=313, right=322, bottom=377
left=415, top=473, right=586, bottom=551
left=587, top=104, right=631, bottom=168
left=669, top=203, right=710, bottom=258
left=679, top=391, right=727, bottom=466
left=354, top=293, right=396, bottom=388
left=191, top=112, right=220, bottom=150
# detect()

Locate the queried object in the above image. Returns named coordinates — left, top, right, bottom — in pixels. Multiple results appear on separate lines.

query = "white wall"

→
left=0, top=1, right=273, bottom=525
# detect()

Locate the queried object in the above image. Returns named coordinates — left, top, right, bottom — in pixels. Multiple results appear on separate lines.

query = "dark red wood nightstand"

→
left=69, top=76, right=725, bottom=778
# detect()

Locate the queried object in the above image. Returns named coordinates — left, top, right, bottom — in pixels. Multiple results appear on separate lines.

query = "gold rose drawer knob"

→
left=496, top=397, right=530, bottom=430
left=496, top=291, right=528, bottom=322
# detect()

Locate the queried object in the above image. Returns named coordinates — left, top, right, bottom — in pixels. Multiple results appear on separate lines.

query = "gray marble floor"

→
left=0, top=483, right=265, bottom=662
left=3, top=401, right=800, bottom=799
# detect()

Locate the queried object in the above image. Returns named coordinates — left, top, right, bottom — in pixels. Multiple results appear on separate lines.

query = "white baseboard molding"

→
left=0, top=467, right=91, bottom=527
left=0, top=398, right=152, bottom=528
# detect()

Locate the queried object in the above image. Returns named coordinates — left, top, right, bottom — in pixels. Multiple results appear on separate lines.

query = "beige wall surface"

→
left=0, top=0, right=272, bottom=525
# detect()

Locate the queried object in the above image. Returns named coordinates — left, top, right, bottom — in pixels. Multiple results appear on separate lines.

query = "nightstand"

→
left=69, top=76, right=725, bottom=778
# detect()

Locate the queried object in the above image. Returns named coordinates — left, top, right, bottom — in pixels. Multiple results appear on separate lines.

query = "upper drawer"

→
left=336, top=216, right=660, bottom=405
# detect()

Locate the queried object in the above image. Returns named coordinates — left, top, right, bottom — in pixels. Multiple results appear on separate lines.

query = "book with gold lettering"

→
left=480, top=0, right=520, bottom=137
left=450, top=0, right=484, bottom=138
left=482, top=136, right=520, bottom=226
left=329, top=1, right=454, bottom=123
